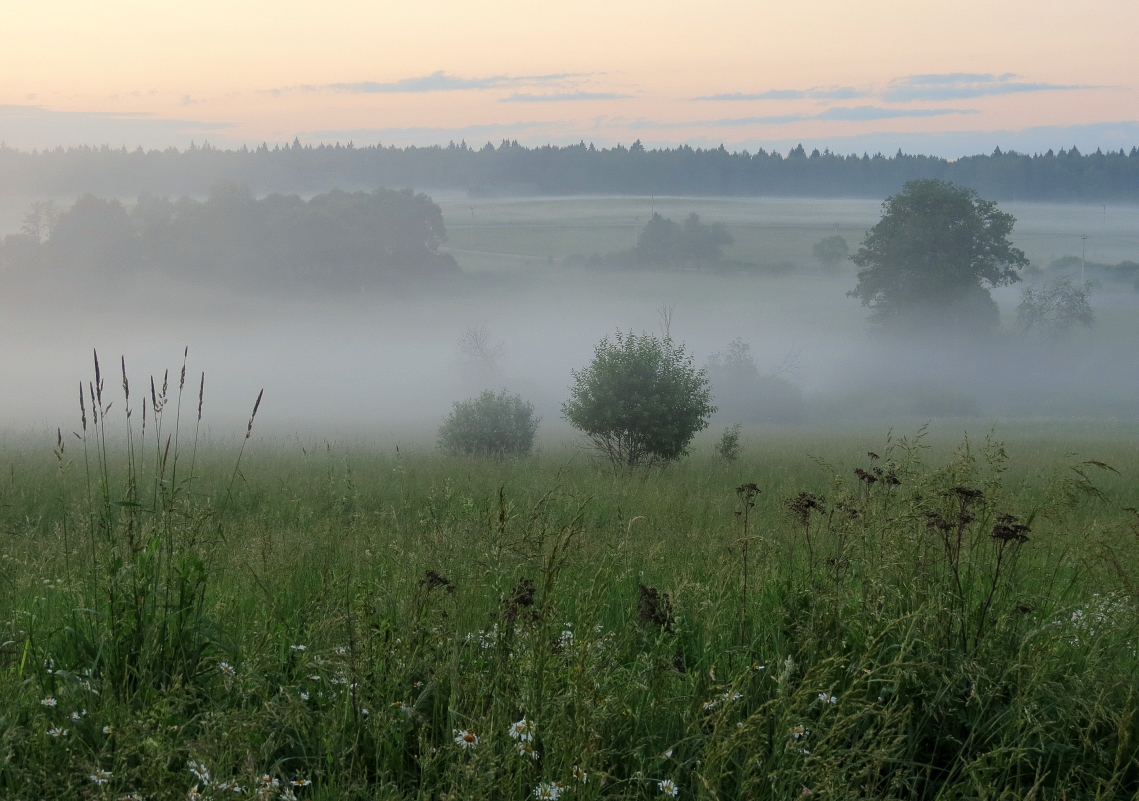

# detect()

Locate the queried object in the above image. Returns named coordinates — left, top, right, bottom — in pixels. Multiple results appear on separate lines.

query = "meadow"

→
left=1, top=194, right=1139, bottom=799
left=1, top=375, right=1138, bottom=799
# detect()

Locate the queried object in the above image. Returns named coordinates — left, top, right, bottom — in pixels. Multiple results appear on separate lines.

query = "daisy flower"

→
left=90, top=769, right=112, bottom=785
left=533, top=782, right=562, bottom=800
left=508, top=717, right=535, bottom=741
left=187, top=760, right=211, bottom=784
left=454, top=730, right=478, bottom=749
left=659, top=779, right=679, bottom=797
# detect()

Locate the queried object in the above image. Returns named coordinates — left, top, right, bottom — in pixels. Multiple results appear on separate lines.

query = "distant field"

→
left=437, top=195, right=1139, bottom=272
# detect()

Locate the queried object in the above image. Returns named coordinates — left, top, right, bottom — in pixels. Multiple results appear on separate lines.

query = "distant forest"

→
left=1, top=185, right=457, bottom=287
left=2, top=139, right=1139, bottom=201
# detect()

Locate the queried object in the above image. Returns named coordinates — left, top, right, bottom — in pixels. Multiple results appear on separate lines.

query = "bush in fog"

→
left=706, top=339, right=802, bottom=424
left=714, top=423, right=742, bottom=461
left=1017, top=277, right=1094, bottom=337
left=812, top=234, right=848, bottom=270
left=563, top=331, right=714, bottom=469
left=849, top=179, right=1029, bottom=333
left=438, top=390, right=539, bottom=457
left=634, top=212, right=733, bottom=267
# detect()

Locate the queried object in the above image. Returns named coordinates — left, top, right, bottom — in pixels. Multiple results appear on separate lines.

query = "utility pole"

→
left=469, top=206, right=475, bottom=250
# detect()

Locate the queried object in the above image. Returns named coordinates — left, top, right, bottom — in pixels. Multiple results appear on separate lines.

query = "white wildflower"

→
left=508, top=717, right=535, bottom=741
left=533, top=781, right=562, bottom=800
left=188, top=760, right=211, bottom=785
left=454, top=729, right=478, bottom=749
left=90, top=769, right=113, bottom=785
left=41, top=696, right=57, bottom=708
left=659, top=778, right=679, bottom=797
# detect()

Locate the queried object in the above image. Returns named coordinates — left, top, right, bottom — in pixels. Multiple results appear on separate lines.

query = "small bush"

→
left=438, top=390, right=539, bottom=457
left=714, top=423, right=742, bottom=461
left=563, top=331, right=715, bottom=469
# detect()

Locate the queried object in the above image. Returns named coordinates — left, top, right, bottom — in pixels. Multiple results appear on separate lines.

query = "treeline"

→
left=2, top=139, right=1139, bottom=201
left=0, top=184, right=457, bottom=287
left=573, top=212, right=739, bottom=271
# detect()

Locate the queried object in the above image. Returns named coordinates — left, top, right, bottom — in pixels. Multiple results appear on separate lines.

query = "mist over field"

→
left=1, top=191, right=1136, bottom=444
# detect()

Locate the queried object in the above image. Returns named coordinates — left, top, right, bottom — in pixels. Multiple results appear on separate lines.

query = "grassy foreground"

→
left=1, top=401, right=1138, bottom=799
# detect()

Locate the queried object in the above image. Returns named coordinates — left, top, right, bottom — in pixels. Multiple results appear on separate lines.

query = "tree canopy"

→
left=634, top=213, right=733, bottom=267
left=562, top=331, right=714, bottom=469
left=848, top=179, right=1029, bottom=332
left=0, top=184, right=457, bottom=287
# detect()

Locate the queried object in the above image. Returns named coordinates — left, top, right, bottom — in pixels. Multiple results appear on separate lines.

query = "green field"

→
left=437, top=195, right=1139, bottom=273
left=2, top=406, right=1138, bottom=799
left=2, top=194, right=1139, bottom=799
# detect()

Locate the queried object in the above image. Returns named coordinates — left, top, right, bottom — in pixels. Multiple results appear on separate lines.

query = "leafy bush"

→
left=714, top=423, right=742, bottom=461
left=438, top=390, right=539, bottom=457
left=563, top=331, right=715, bottom=468
left=811, top=234, right=848, bottom=269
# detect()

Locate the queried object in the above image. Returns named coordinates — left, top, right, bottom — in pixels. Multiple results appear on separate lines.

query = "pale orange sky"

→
left=1, top=0, right=1136, bottom=155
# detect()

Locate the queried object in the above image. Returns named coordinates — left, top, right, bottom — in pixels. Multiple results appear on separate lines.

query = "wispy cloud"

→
left=696, top=73, right=1089, bottom=105
left=325, top=71, right=585, bottom=94
left=694, top=87, right=865, bottom=102
left=882, top=73, right=1088, bottom=102
left=626, top=105, right=973, bottom=130
left=304, top=120, right=559, bottom=142
left=501, top=91, right=632, bottom=103
left=0, top=104, right=234, bottom=149
left=816, top=105, right=977, bottom=121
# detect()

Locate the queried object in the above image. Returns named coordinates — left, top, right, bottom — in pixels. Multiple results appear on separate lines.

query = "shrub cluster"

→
left=438, top=390, right=539, bottom=458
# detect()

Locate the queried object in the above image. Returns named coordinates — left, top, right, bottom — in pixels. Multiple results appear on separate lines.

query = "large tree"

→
left=848, top=179, right=1029, bottom=332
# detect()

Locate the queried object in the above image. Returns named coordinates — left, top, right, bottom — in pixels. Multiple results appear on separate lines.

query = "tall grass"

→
left=0, top=365, right=1137, bottom=799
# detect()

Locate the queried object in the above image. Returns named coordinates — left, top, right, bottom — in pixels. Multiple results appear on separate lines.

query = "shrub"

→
left=563, top=331, right=715, bottom=468
left=438, top=390, right=539, bottom=457
left=714, top=423, right=742, bottom=461
left=811, top=234, right=848, bottom=270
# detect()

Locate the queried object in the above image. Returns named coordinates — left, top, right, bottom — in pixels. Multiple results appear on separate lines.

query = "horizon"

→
left=2, top=0, right=1136, bottom=159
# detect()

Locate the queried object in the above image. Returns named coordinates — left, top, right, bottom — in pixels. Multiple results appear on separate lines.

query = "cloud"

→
left=694, top=87, right=865, bottom=102
left=0, top=104, right=234, bottom=150
left=501, top=91, right=632, bottom=102
left=303, top=120, right=559, bottom=144
left=882, top=73, right=1088, bottom=102
left=626, top=106, right=973, bottom=130
left=815, top=105, right=977, bottom=121
left=695, top=74, right=1090, bottom=105
left=325, top=71, right=585, bottom=94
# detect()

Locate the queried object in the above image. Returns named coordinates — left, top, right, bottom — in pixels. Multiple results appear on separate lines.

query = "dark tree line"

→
left=0, top=184, right=457, bottom=286
left=1, top=139, right=1138, bottom=201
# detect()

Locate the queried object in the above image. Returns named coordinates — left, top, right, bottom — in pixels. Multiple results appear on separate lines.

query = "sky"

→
left=1, top=0, right=1137, bottom=157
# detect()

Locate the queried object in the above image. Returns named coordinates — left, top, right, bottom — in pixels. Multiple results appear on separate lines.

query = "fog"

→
left=1, top=194, right=1137, bottom=447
